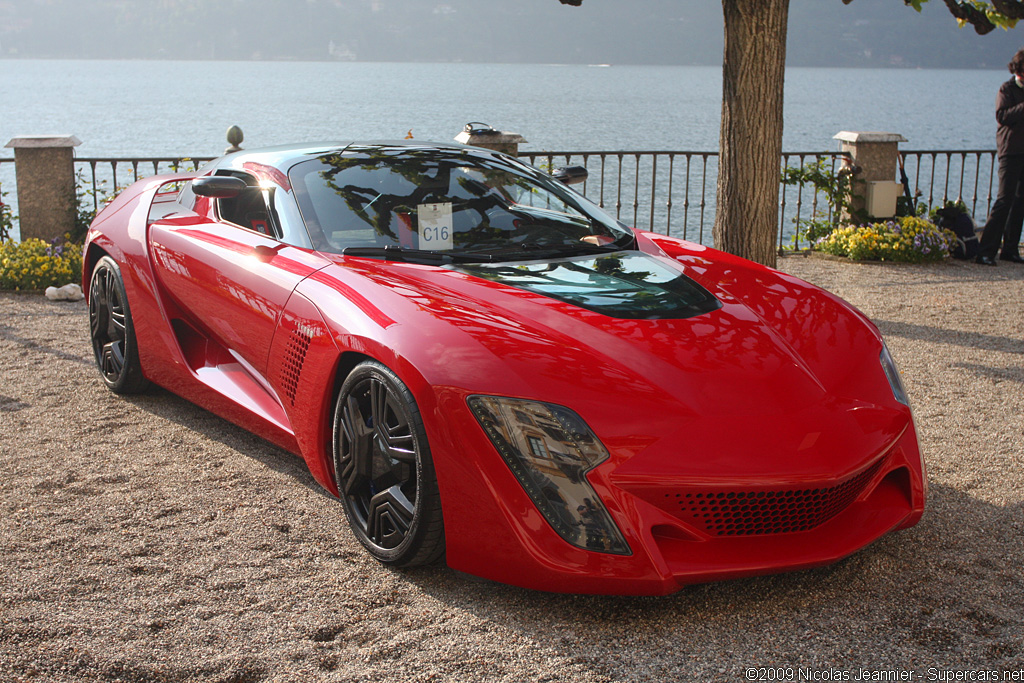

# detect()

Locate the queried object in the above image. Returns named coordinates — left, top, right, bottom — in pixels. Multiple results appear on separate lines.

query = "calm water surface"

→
left=0, top=60, right=1005, bottom=155
left=0, top=60, right=1007, bottom=242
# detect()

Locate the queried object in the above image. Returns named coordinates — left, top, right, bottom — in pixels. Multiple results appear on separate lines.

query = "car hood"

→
left=307, top=247, right=903, bottom=480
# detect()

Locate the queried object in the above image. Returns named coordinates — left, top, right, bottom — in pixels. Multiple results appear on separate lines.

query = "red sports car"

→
left=83, top=141, right=925, bottom=595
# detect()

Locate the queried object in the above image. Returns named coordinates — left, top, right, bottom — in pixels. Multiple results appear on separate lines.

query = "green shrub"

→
left=816, top=216, right=957, bottom=263
left=780, top=157, right=865, bottom=247
left=72, top=170, right=118, bottom=244
left=0, top=190, right=15, bottom=244
left=0, top=238, right=83, bottom=290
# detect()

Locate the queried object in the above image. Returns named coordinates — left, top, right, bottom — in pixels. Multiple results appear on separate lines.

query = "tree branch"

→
left=937, top=0, right=997, bottom=34
left=990, top=0, right=1024, bottom=18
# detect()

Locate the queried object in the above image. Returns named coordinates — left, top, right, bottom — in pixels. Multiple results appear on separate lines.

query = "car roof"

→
left=212, top=139, right=496, bottom=175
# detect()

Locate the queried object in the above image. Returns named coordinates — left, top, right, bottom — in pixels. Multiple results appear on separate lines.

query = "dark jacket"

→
left=995, top=77, right=1024, bottom=157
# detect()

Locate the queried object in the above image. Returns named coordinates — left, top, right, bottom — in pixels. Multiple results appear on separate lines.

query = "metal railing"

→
left=0, top=149, right=1001, bottom=247
left=76, top=156, right=215, bottom=213
left=519, top=150, right=997, bottom=250
left=900, top=150, right=997, bottom=220
left=520, top=150, right=719, bottom=244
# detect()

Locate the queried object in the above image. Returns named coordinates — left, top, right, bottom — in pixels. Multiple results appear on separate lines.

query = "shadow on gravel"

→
left=953, top=361, right=1024, bottom=384
left=119, top=386, right=336, bottom=502
left=0, top=322, right=93, bottom=365
left=0, top=393, right=30, bottom=412
left=850, top=261, right=1024, bottom=285
left=75, top=375, right=1024, bottom=674
left=399, top=482, right=1023, bottom=672
left=108, top=384, right=1024, bottom=651
left=875, top=319, right=1024, bottom=354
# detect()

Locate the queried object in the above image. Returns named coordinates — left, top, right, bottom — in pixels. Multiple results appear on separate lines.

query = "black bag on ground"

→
left=934, top=206, right=979, bottom=260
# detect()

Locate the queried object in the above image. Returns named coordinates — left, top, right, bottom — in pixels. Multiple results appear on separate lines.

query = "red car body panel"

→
left=83, top=147, right=925, bottom=595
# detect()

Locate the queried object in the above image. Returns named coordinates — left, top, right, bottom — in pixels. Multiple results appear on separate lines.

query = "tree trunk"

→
left=714, top=0, right=790, bottom=268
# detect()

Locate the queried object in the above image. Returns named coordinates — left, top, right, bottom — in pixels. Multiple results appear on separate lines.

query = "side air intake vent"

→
left=280, top=329, right=312, bottom=406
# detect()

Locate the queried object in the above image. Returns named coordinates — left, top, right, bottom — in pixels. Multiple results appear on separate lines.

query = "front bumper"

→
left=432, top=389, right=925, bottom=595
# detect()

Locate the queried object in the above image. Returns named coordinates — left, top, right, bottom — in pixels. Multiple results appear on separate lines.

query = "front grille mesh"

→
left=667, top=458, right=885, bottom=536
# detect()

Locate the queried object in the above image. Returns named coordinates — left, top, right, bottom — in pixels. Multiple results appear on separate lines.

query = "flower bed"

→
left=815, top=216, right=957, bottom=263
left=0, top=238, right=83, bottom=291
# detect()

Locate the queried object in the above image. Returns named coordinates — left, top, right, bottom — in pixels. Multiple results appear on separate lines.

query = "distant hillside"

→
left=788, top=0, right=1022, bottom=69
left=0, top=0, right=1021, bottom=69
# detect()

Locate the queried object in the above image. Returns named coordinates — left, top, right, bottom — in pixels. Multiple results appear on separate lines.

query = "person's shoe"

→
left=976, top=255, right=998, bottom=266
left=999, top=253, right=1024, bottom=263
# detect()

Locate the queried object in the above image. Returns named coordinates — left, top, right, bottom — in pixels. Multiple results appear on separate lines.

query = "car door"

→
left=149, top=177, right=329, bottom=379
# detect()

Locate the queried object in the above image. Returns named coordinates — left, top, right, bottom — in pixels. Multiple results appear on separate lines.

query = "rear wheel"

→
left=332, top=360, right=444, bottom=567
left=88, top=255, right=148, bottom=394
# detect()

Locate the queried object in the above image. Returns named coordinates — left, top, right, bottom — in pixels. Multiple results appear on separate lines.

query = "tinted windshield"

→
left=288, top=145, right=632, bottom=258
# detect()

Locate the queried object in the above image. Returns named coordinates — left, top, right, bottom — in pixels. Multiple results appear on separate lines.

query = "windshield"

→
left=288, top=145, right=633, bottom=259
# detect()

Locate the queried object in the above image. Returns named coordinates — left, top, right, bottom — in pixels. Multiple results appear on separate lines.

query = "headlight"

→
left=880, top=342, right=910, bottom=407
left=467, top=396, right=631, bottom=555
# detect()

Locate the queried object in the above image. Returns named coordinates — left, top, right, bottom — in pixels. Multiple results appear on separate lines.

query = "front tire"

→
left=88, top=255, right=149, bottom=394
left=332, top=360, right=444, bottom=567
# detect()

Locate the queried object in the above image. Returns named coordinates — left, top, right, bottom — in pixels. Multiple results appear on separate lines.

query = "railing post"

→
left=832, top=131, right=906, bottom=221
left=3, top=135, right=82, bottom=243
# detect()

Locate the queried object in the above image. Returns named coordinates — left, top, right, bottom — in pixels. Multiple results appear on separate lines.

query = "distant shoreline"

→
left=0, top=56, right=1005, bottom=72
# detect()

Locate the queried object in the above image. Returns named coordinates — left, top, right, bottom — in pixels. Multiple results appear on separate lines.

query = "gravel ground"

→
left=1, top=255, right=1022, bottom=682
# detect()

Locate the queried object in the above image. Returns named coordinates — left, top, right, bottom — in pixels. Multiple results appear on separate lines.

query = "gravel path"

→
left=1, top=255, right=1022, bottom=682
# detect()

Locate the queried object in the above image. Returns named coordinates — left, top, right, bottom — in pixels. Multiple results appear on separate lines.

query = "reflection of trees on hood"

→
left=458, top=253, right=719, bottom=319
left=593, top=255, right=652, bottom=282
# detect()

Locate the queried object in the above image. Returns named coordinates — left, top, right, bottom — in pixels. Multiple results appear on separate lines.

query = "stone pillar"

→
left=833, top=131, right=906, bottom=221
left=3, top=135, right=82, bottom=242
left=454, top=123, right=526, bottom=156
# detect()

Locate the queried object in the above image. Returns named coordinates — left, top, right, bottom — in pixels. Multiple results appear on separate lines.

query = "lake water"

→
left=0, top=59, right=1008, bottom=242
left=0, top=59, right=1006, bottom=154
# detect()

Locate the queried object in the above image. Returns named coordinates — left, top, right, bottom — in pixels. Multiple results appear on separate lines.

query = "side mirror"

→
left=192, top=175, right=248, bottom=198
left=552, top=165, right=588, bottom=186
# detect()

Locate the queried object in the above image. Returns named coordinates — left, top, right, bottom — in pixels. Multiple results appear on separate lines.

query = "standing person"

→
left=978, top=48, right=1024, bottom=266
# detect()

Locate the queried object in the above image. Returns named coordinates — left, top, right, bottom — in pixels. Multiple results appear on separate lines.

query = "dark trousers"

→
left=980, top=154, right=1024, bottom=258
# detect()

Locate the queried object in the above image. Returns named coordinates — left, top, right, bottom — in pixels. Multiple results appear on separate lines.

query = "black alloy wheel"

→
left=332, top=360, right=444, bottom=567
left=88, top=255, right=148, bottom=394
